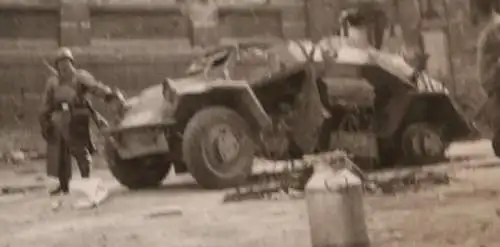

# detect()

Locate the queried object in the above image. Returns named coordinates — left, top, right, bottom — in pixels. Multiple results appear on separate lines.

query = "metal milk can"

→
left=305, top=156, right=370, bottom=247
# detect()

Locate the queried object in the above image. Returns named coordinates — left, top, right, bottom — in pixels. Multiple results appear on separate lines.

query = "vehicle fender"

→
left=379, top=92, right=475, bottom=141
left=376, top=89, right=412, bottom=138
left=173, top=83, right=272, bottom=133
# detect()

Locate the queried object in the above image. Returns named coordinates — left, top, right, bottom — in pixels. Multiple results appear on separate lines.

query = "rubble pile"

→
left=222, top=162, right=313, bottom=203
left=370, top=170, right=452, bottom=194
left=223, top=151, right=454, bottom=202
left=223, top=151, right=360, bottom=203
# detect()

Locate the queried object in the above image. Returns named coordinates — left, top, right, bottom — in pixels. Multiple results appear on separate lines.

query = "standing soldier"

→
left=39, top=47, right=123, bottom=196
left=475, top=0, right=500, bottom=154
left=477, top=1, right=500, bottom=96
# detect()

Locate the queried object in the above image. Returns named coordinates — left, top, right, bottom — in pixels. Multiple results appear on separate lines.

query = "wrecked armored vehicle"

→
left=104, top=40, right=475, bottom=190
left=328, top=46, right=474, bottom=167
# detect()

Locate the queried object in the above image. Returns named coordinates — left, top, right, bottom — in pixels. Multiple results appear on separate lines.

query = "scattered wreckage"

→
left=103, top=39, right=476, bottom=190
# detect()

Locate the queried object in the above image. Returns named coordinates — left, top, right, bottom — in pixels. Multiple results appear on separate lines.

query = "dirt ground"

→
left=1, top=140, right=500, bottom=247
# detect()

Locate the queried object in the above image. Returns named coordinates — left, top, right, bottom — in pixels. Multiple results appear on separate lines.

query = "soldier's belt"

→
left=51, top=103, right=89, bottom=114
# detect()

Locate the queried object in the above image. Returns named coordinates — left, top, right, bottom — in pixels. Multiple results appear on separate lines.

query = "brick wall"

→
left=0, top=0, right=308, bottom=130
left=0, top=0, right=485, bottom=140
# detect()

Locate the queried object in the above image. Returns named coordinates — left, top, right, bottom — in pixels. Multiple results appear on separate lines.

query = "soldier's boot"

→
left=50, top=176, right=70, bottom=196
left=49, top=186, right=62, bottom=196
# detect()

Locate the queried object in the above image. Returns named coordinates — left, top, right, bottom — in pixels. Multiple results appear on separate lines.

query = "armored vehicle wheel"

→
left=182, top=106, right=255, bottom=189
left=492, top=130, right=500, bottom=157
left=105, top=140, right=171, bottom=189
left=401, top=123, right=447, bottom=165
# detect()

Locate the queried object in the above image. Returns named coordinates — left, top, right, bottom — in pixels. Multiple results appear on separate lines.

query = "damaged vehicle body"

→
left=104, top=40, right=475, bottom=190
left=325, top=49, right=473, bottom=167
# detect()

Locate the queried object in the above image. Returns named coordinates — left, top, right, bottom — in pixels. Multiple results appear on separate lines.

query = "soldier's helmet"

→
left=54, top=47, right=75, bottom=65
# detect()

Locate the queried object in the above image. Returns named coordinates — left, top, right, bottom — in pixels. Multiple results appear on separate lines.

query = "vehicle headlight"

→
left=122, top=129, right=159, bottom=147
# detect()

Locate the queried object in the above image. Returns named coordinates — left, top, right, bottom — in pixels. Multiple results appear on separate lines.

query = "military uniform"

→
left=39, top=47, right=117, bottom=194
left=474, top=14, right=500, bottom=130
left=477, top=14, right=500, bottom=95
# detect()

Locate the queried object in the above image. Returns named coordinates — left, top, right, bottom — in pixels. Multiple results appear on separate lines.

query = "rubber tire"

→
left=104, top=139, right=171, bottom=190
left=401, top=123, right=447, bottom=165
left=492, top=129, right=500, bottom=157
left=182, top=106, right=255, bottom=189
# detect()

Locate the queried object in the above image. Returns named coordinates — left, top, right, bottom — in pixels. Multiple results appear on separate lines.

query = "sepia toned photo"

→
left=1, top=0, right=500, bottom=246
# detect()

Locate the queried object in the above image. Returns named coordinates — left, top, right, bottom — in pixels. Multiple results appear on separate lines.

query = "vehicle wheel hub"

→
left=407, top=129, right=442, bottom=158
left=209, top=124, right=240, bottom=163
left=421, top=132, right=443, bottom=157
left=409, top=135, right=423, bottom=156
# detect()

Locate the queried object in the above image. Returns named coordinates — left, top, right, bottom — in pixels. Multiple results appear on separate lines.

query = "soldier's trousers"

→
left=56, top=137, right=91, bottom=192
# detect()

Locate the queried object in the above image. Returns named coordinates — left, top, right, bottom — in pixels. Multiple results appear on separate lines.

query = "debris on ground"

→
left=222, top=162, right=313, bottom=203
left=223, top=150, right=373, bottom=203
left=3, top=150, right=27, bottom=165
left=370, top=170, right=452, bottom=195
left=144, top=207, right=183, bottom=219
left=73, top=199, right=100, bottom=210
left=1, top=148, right=46, bottom=166
left=223, top=150, right=454, bottom=202
left=49, top=178, right=112, bottom=211
left=51, top=199, right=64, bottom=211
left=1, top=184, right=46, bottom=195
left=70, top=178, right=110, bottom=210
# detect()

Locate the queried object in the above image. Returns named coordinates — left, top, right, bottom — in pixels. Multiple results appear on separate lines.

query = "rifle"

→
left=42, top=58, right=108, bottom=129
left=43, top=59, right=58, bottom=76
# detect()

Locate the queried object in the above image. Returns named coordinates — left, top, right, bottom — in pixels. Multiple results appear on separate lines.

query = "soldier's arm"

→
left=84, top=98, right=106, bottom=126
left=478, top=27, right=500, bottom=92
left=76, top=69, right=117, bottom=103
left=477, top=27, right=489, bottom=84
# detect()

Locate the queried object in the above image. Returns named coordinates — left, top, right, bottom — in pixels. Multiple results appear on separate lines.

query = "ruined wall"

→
left=390, top=0, right=486, bottom=117
left=423, top=0, right=488, bottom=116
left=0, top=0, right=307, bottom=132
left=0, top=0, right=487, bottom=150
left=445, top=0, right=487, bottom=116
